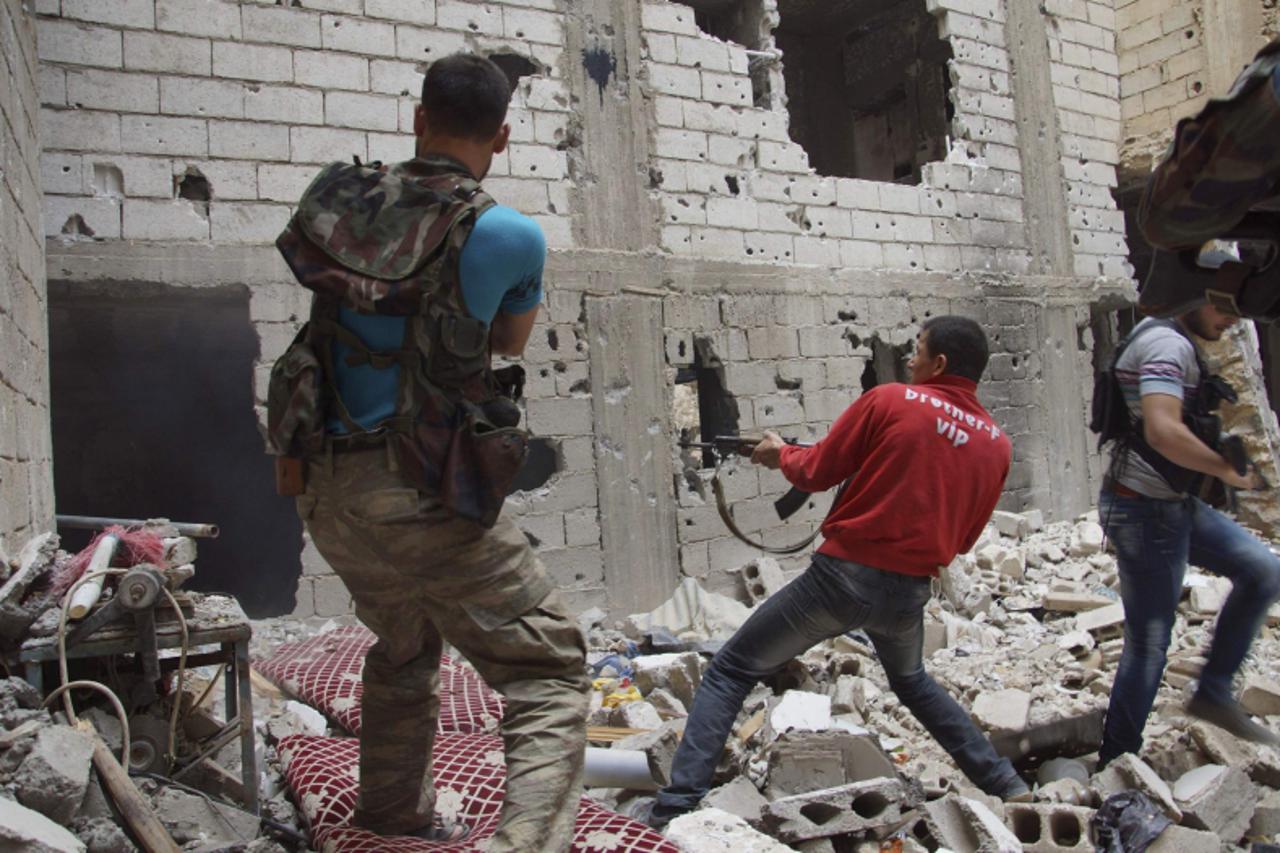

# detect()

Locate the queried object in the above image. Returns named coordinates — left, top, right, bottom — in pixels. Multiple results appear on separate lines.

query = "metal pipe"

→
left=58, top=515, right=220, bottom=539
left=583, top=748, right=659, bottom=791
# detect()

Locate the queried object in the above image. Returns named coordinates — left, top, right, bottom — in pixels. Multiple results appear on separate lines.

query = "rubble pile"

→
left=0, top=524, right=306, bottom=852
left=580, top=509, right=1280, bottom=852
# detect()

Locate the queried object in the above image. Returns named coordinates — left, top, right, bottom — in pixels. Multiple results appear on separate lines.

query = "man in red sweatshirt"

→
left=648, top=315, right=1028, bottom=828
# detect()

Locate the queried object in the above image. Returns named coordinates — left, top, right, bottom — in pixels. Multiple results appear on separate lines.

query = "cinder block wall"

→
left=0, top=0, right=54, bottom=561
left=36, top=0, right=1133, bottom=616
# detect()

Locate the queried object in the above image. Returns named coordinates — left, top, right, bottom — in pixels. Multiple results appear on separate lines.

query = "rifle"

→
left=678, top=434, right=817, bottom=529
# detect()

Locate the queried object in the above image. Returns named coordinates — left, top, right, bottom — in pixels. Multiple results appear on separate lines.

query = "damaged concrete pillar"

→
left=587, top=294, right=681, bottom=612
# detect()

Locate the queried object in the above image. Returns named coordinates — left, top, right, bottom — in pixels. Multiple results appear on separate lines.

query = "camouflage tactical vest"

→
left=268, top=155, right=529, bottom=528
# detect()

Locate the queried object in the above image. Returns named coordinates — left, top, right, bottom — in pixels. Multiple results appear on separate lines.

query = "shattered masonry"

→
left=18, top=0, right=1146, bottom=617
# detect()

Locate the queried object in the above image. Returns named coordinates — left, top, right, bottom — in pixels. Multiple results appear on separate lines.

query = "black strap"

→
left=710, top=457, right=847, bottom=556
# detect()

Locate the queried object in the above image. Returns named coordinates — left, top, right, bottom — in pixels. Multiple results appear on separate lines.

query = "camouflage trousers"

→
left=296, top=445, right=590, bottom=852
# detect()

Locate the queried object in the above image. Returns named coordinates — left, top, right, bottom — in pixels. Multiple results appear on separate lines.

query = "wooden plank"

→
left=586, top=725, right=650, bottom=743
left=77, top=720, right=182, bottom=853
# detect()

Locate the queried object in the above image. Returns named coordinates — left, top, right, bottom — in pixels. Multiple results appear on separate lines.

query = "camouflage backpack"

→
left=267, top=156, right=529, bottom=528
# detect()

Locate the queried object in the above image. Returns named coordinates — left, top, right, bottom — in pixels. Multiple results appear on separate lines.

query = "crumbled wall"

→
left=34, top=0, right=1131, bottom=615
left=0, top=0, right=54, bottom=560
left=1116, top=0, right=1208, bottom=183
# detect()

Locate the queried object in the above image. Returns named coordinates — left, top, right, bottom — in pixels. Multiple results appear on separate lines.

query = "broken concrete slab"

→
left=0, top=532, right=59, bottom=643
left=765, top=690, right=831, bottom=738
left=1172, top=763, right=1257, bottom=841
left=762, top=730, right=898, bottom=800
left=614, top=719, right=685, bottom=787
left=917, top=794, right=1021, bottom=853
left=612, top=700, right=664, bottom=730
left=1068, top=521, right=1104, bottom=557
left=665, top=807, right=792, bottom=852
left=1042, top=591, right=1114, bottom=613
left=1251, top=787, right=1280, bottom=838
left=760, top=777, right=922, bottom=843
left=1091, top=753, right=1181, bottom=822
left=0, top=795, right=86, bottom=852
left=1241, top=675, right=1280, bottom=717
left=633, top=651, right=704, bottom=709
left=1003, top=802, right=1093, bottom=852
left=972, top=688, right=1031, bottom=733
left=1145, top=824, right=1221, bottom=853
left=152, top=785, right=260, bottom=846
left=15, top=724, right=97, bottom=823
left=1073, top=602, right=1125, bottom=635
left=700, top=776, right=769, bottom=825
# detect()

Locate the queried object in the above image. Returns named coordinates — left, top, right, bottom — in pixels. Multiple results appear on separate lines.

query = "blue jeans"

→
left=1099, top=490, right=1280, bottom=763
left=653, top=554, right=1021, bottom=819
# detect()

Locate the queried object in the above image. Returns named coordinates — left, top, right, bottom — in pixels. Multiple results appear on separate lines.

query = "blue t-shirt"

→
left=328, top=205, right=546, bottom=433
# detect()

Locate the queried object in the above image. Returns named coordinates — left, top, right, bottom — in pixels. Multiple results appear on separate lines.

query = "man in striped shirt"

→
left=1099, top=303, right=1279, bottom=766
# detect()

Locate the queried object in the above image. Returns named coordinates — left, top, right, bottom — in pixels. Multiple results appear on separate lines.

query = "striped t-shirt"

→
left=1110, top=318, right=1201, bottom=499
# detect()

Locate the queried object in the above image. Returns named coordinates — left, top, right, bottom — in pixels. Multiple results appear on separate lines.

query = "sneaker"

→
left=992, top=777, right=1033, bottom=802
left=1186, top=693, right=1280, bottom=746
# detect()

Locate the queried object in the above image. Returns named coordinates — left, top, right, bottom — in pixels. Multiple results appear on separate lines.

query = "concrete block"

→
left=395, top=24, right=468, bottom=62
left=1074, top=601, right=1125, bottom=635
left=1172, top=763, right=1257, bottom=841
left=210, top=202, right=291, bottom=244
left=701, top=776, right=769, bottom=825
left=633, top=652, right=703, bottom=709
left=366, top=0, right=435, bottom=25
left=14, top=724, right=96, bottom=822
left=610, top=700, right=663, bottom=731
left=1146, top=824, right=1221, bottom=853
left=1252, top=788, right=1280, bottom=838
left=245, top=85, right=324, bottom=125
left=320, top=14, right=395, bottom=56
left=1004, top=803, right=1093, bottom=851
left=41, top=109, right=121, bottom=153
left=917, top=795, right=1021, bottom=853
left=290, top=126, right=367, bottom=165
left=212, top=42, right=293, bottom=83
left=768, top=690, right=831, bottom=737
left=972, top=688, right=1031, bottom=733
left=1043, top=591, right=1114, bottom=613
left=209, top=120, right=289, bottom=161
left=293, top=50, right=370, bottom=92
left=614, top=719, right=684, bottom=786
left=1069, top=521, right=1104, bottom=556
left=665, top=808, right=791, bottom=852
left=763, top=729, right=898, bottom=800
left=65, top=69, right=159, bottom=114
left=0, top=796, right=85, bottom=853
left=1241, top=676, right=1280, bottom=717
left=121, top=115, right=207, bottom=156
left=761, top=777, right=922, bottom=843
left=324, top=91, right=400, bottom=132
left=240, top=4, right=323, bottom=48
left=741, top=557, right=786, bottom=605
left=161, top=77, right=245, bottom=119
left=123, top=31, right=211, bottom=76
left=1092, top=752, right=1181, bottom=822
left=38, top=20, right=123, bottom=68
left=122, top=199, right=209, bottom=240
left=155, top=0, right=242, bottom=39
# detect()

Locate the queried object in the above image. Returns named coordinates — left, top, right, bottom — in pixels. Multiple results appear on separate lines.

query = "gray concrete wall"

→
left=37, top=0, right=1131, bottom=615
left=1, top=0, right=54, bottom=561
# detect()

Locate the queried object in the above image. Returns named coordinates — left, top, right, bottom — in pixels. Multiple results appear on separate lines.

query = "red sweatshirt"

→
left=779, top=375, right=1011, bottom=577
